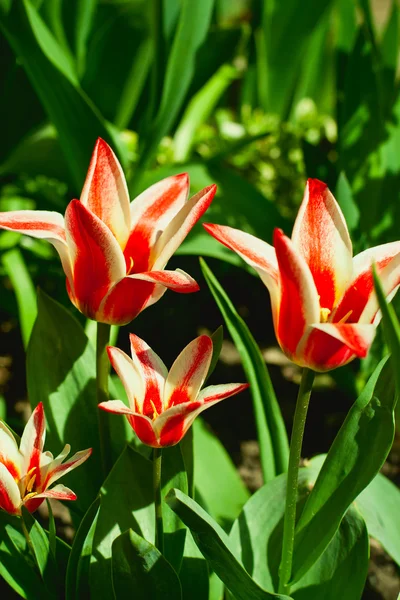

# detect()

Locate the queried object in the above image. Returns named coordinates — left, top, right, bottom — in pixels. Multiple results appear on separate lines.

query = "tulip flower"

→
left=204, top=178, right=400, bottom=372
left=0, top=403, right=92, bottom=515
left=0, top=139, right=216, bottom=325
left=99, top=334, right=249, bottom=447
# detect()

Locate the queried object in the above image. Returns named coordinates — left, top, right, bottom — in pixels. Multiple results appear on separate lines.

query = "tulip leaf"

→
left=26, top=289, right=128, bottom=514
left=373, top=267, right=400, bottom=397
left=1, top=248, right=37, bottom=349
left=200, top=258, right=289, bottom=482
left=1, top=0, right=124, bottom=190
left=179, top=530, right=211, bottom=600
left=89, top=444, right=187, bottom=598
left=66, top=497, right=101, bottom=600
left=291, top=355, right=395, bottom=583
left=193, top=418, right=250, bottom=529
left=229, top=466, right=369, bottom=599
left=0, top=512, right=45, bottom=599
left=139, top=0, right=215, bottom=169
left=20, top=506, right=56, bottom=582
left=206, top=325, right=224, bottom=382
left=46, top=500, right=56, bottom=560
left=356, top=471, right=400, bottom=567
left=335, top=171, right=360, bottom=234
left=166, top=488, right=293, bottom=600
left=111, top=529, right=182, bottom=599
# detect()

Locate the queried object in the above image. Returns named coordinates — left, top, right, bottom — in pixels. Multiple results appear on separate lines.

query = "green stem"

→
left=278, top=367, right=315, bottom=594
left=153, top=447, right=164, bottom=554
left=21, top=516, right=38, bottom=571
left=96, top=321, right=112, bottom=477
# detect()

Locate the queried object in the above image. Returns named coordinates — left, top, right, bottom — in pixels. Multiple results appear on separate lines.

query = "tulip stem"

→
left=153, top=447, right=164, bottom=554
left=278, top=367, right=315, bottom=594
left=96, top=322, right=112, bottom=477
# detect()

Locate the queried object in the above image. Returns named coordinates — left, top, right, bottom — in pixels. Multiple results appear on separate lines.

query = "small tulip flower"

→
left=99, top=334, right=249, bottom=447
left=0, top=139, right=216, bottom=325
left=0, top=403, right=92, bottom=515
left=204, top=179, right=400, bottom=372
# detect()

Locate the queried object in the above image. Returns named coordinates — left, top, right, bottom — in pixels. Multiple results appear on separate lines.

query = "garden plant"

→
left=1, top=1, right=400, bottom=599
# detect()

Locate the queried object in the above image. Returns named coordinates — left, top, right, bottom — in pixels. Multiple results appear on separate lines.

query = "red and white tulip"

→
left=0, top=403, right=91, bottom=515
left=99, top=334, right=249, bottom=447
left=0, top=139, right=216, bottom=324
left=204, top=178, right=400, bottom=372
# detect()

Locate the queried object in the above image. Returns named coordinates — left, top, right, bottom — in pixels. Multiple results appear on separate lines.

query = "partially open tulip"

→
left=99, top=334, right=248, bottom=447
left=0, top=139, right=216, bottom=324
left=204, top=179, right=400, bottom=372
left=0, top=403, right=91, bottom=515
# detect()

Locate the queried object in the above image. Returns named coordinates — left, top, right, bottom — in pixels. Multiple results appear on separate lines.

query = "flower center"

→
left=320, top=307, right=331, bottom=323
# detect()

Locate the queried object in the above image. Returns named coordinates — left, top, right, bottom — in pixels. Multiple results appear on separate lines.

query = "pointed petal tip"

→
left=307, top=178, right=328, bottom=196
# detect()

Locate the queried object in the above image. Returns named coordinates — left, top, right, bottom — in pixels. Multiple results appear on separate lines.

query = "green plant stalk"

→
left=153, top=447, right=164, bottom=554
left=278, top=367, right=315, bottom=594
left=96, top=322, right=112, bottom=477
left=20, top=515, right=39, bottom=572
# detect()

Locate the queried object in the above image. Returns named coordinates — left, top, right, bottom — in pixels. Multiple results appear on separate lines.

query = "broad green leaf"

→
left=21, top=506, right=55, bottom=581
left=356, top=472, right=400, bottom=567
left=179, top=530, right=210, bottom=600
left=166, top=489, right=292, bottom=600
left=71, top=0, right=98, bottom=76
left=193, top=418, right=249, bottom=529
left=229, top=466, right=368, bottom=599
left=1, top=248, right=37, bottom=349
left=26, top=290, right=128, bottom=513
left=112, top=529, right=182, bottom=599
left=1, top=0, right=124, bottom=190
left=335, top=172, right=360, bottom=234
left=200, top=259, right=289, bottom=481
left=174, top=64, right=239, bottom=163
left=291, top=356, right=395, bottom=583
left=65, top=497, right=100, bottom=600
left=90, top=444, right=187, bottom=598
left=259, top=0, right=333, bottom=116
left=138, top=0, right=215, bottom=169
left=46, top=500, right=56, bottom=559
left=0, top=512, right=44, bottom=599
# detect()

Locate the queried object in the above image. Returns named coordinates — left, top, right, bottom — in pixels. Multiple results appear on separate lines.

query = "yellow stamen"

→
left=26, top=473, right=37, bottom=493
left=149, top=399, right=159, bottom=420
left=320, top=307, right=331, bottom=323
left=127, top=256, right=134, bottom=275
left=23, top=492, right=38, bottom=502
left=338, top=310, right=353, bottom=324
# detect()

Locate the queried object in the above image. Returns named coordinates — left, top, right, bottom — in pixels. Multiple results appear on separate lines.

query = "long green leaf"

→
left=1, top=248, right=37, bottom=349
left=200, top=258, right=289, bottom=482
left=229, top=465, right=369, bottom=598
left=1, top=0, right=124, bottom=190
left=138, top=0, right=215, bottom=170
left=112, top=530, right=182, bottom=599
left=291, top=355, right=395, bottom=583
left=166, top=489, right=292, bottom=600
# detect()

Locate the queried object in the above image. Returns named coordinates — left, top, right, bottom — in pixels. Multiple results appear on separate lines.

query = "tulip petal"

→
left=42, top=448, right=92, bottom=490
left=80, top=138, right=131, bottom=248
left=297, top=323, right=376, bottom=371
left=0, top=424, right=22, bottom=480
left=128, top=269, right=199, bottom=292
left=291, top=179, right=353, bottom=312
left=333, top=242, right=400, bottom=324
left=0, top=463, right=21, bottom=514
left=65, top=200, right=126, bottom=319
left=28, top=483, right=77, bottom=502
left=19, top=403, right=46, bottom=479
left=107, top=347, right=143, bottom=410
left=152, top=184, right=217, bottom=270
left=99, top=401, right=157, bottom=446
left=198, top=382, right=250, bottom=403
left=0, top=210, right=72, bottom=284
left=129, top=334, right=167, bottom=417
left=203, top=223, right=280, bottom=316
left=164, top=336, right=213, bottom=409
left=274, top=229, right=320, bottom=357
left=97, top=269, right=199, bottom=325
left=125, top=173, right=189, bottom=273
